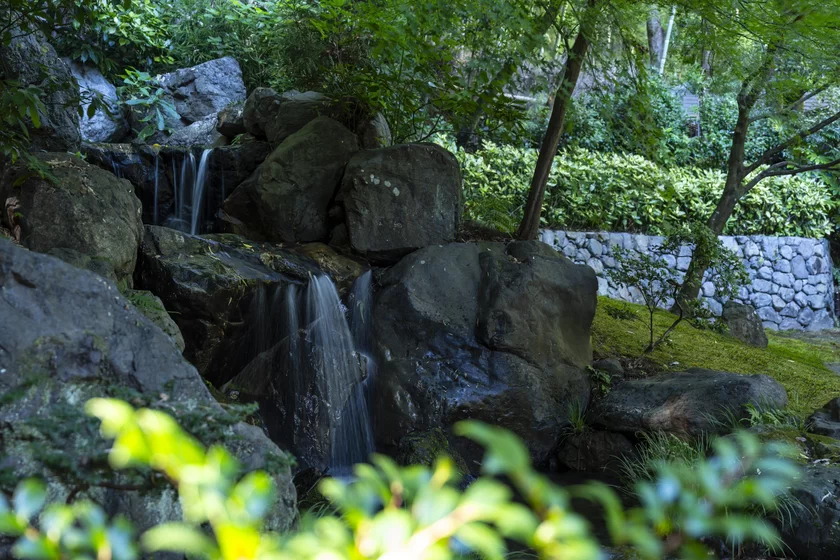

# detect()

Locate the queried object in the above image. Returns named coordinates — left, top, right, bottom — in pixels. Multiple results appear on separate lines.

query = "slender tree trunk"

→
left=647, top=8, right=665, bottom=68
left=676, top=98, right=750, bottom=304
left=517, top=5, right=596, bottom=240
left=658, top=6, right=676, bottom=75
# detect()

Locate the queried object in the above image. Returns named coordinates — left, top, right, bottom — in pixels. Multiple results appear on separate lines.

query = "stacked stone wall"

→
left=540, top=230, right=836, bottom=331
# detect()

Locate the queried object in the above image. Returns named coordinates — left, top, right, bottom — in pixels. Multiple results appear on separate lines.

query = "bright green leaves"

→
left=115, top=68, right=180, bottom=140
left=0, top=480, right=138, bottom=560
left=0, top=399, right=803, bottom=560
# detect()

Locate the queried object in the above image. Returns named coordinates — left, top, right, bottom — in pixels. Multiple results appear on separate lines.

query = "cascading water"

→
left=152, top=153, right=160, bottom=226
left=232, top=273, right=376, bottom=474
left=162, top=149, right=213, bottom=235
left=347, top=270, right=377, bottom=424
left=306, top=275, right=375, bottom=472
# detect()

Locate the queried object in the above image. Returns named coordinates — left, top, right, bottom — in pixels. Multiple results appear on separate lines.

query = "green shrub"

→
left=0, top=398, right=803, bottom=559
left=441, top=137, right=836, bottom=238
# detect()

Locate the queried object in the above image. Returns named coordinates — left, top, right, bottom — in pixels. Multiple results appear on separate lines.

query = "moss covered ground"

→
left=592, top=297, right=840, bottom=417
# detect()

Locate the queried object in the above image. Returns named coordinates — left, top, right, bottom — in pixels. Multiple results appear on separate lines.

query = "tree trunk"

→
left=658, top=6, right=677, bottom=75
left=647, top=8, right=665, bottom=68
left=516, top=20, right=593, bottom=240
left=676, top=99, right=750, bottom=304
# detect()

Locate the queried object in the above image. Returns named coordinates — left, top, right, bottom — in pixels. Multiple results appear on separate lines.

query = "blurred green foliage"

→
left=0, top=398, right=802, bottom=560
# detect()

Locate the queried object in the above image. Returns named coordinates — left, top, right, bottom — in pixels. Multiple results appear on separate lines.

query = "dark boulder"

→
left=780, top=463, right=840, bottom=559
left=242, top=87, right=284, bottom=139
left=136, top=226, right=321, bottom=385
left=217, top=104, right=247, bottom=138
left=221, top=116, right=359, bottom=243
left=341, top=143, right=462, bottom=262
left=242, top=87, right=392, bottom=148
left=373, top=241, right=597, bottom=472
left=722, top=301, right=768, bottom=348
left=809, top=398, right=840, bottom=439
left=67, top=60, right=129, bottom=143
left=556, top=430, right=636, bottom=477
left=0, top=31, right=80, bottom=151
left=0, top=153, right=142, bottom=284
left=0, top=240, right=297, bottom=534
left=590, top=368, right=788, bottom=436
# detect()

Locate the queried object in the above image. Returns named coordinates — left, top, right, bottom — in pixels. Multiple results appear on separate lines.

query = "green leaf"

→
left=142, top=522, right=217, bottom=555
left=13, top=479, right=46, bottom=521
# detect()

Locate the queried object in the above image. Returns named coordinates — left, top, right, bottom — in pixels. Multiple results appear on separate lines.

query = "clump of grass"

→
left=619, top=431, right=712, bottom=486
left=593, top=296, right=840, bottom=417
left=565, top=400, right=588, bottom=436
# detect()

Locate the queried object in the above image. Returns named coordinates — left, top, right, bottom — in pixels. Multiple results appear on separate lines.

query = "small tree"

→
left=608, top=224, right=747, bottom=353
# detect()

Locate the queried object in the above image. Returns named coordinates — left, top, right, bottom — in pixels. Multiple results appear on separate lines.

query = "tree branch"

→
left=742, top=156, right=840, bottom=192
left=744, top=109, right=840, bottom=175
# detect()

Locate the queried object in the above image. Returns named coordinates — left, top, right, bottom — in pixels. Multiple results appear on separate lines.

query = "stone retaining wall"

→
left=540, top=230, right=836, bottom=331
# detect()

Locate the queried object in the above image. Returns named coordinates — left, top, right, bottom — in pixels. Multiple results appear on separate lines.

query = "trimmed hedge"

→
left=440, top=138, right=837, bottom=238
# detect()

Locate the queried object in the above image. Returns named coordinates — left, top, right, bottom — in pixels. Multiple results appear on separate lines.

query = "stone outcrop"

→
left=67, top=60, right=129, bottom=143
left=590, top=368, right=788, bottom=436
left=221, top=117, right=359, bottom=243
left=780, top=464, right=840, bottom=559
left=722, top=301, right=768, bottom=348
left=136, top=226, right=321, bottom=385
left=341, top=143, right=462, bottom=261
left=809, top=398, right=840, bottom=439
left=373, top=241, right=597, bottom=471
left=158, top=56, right=247, bottom=126
left=0, top=240, right=297, bottom=534
left=0, top=153, right=142, bottom=284
left=0, top=31, right=80, bottom=151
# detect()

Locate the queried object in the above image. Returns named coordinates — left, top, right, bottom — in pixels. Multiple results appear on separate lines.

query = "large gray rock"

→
left=0, top=240, right=297, bottom=534
left=217, top=104, right=246, bottom=138
left=265, top=91, right=340, bottom=145
left=780, top=464, right=840, bottom=559
left=158, top=57, right=247, bottom=125
left=242, top=87, right=392, bottom=148
left=0, top=31, right=80, bottom=151
left=341, top=143, right=462, bottom=261
left=590, top=368, right=788, bottom=436
left=67, top=60, right=129, bottom=143
left=221, top=117, right=359, bottom=243
left=242, top=87, right=284, bottom=139
left=165, top=114, right=227, bottom=147
left=722, top=301, right=768, bottom=348
left=373, top=241, right=597, bottom=472
left=0, top=153, right=142, bottom=284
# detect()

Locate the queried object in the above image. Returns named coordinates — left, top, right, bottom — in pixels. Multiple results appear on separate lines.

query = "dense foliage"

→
left=447, top=138, right=836, bottom=237
left=0, top=399, right=801, bottom=560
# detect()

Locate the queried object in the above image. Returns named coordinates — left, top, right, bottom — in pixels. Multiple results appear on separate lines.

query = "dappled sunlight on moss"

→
left=593, top=297, right=840, bottom=416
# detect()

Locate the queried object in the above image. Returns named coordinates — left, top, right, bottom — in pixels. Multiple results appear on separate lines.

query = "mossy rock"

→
left=396, top=429, right=470, bottom=475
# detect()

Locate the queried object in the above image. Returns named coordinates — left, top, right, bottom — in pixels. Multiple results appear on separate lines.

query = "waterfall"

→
left=163, top=149, right=212, bottom=235
left=191, top=149, right=212, bottom=235
left=152, top=153, right=160, bottom=225
left=347, top=270, right=377, bottom=425
left=306, top=275, right=375, bottom=473
left=232, top=274, right=375, bottom=473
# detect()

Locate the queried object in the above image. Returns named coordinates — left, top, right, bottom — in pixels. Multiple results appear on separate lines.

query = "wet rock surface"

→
left=590, top=368, right=788, bottom=436
left=373, top=241, right=596, bottom=472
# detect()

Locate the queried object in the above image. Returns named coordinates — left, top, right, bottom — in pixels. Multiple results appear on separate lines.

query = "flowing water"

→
left=162, top=148, right=212, bottom=234
left=240, top=273, right=376, bottom=473
left=306, top=275, right=375, bottom=472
